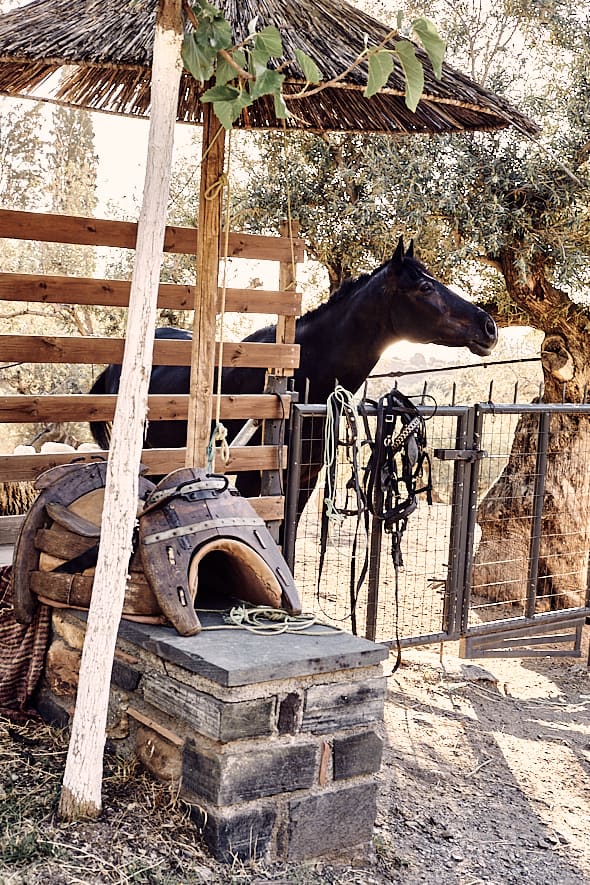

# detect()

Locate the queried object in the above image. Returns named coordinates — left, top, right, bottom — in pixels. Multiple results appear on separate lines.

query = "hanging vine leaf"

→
left=394, top=39, right=424, bottom=112
left=181, top=32, right=216, bottom=83
left=364, top=50, right=395, bottom=99
left=294, top=48, right=322, bottom=85
left=250, top=68, right=285, bottom=101
left=412, top=17, right=445, bottom=79
left=182, top=1, right=444, bottom=128
left=253, top=25, right=283, bottom=58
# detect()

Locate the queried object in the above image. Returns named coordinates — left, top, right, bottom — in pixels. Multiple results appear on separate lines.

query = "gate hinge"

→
left=433, top=448, right=488, bottom=462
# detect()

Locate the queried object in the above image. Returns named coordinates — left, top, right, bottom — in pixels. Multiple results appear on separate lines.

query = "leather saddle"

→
left=139, top=467, right=302, bottom=635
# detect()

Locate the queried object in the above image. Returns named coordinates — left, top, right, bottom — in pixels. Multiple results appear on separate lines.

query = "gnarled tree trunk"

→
left=473, top=252, right=590, bottom=612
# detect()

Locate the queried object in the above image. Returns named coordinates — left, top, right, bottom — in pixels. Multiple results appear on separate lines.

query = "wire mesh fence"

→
left=286, top=401, right=590, bottom=650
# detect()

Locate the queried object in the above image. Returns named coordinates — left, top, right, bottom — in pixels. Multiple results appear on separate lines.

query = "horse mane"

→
left=297, top=260, right=387, bottom=329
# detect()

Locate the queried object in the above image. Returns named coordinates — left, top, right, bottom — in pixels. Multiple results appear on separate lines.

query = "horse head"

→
left=386, top=237, right=498, bottom=357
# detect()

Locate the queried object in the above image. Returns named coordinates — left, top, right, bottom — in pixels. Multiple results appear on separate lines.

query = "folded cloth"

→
left=0, top=565, right=50, bottom=721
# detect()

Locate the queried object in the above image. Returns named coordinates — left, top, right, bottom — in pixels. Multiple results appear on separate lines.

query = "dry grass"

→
left=0, top=715, right=387, bottom=885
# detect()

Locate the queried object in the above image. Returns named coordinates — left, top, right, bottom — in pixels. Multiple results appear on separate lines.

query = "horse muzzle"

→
left=468, top=316, right=498, bottom=356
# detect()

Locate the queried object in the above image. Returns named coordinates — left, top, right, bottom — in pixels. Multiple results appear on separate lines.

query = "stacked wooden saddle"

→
left=11, top=461, right=301, bottom=636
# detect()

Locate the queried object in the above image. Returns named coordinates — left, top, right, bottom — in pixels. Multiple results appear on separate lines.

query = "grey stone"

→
left=114, top=610, right=388, bottom=686
left=287, top=782, right=378, bottom=861
left=143, top=673, right=274, bottom=741
left=189, top=802, right=276, bottom=862
left=183, top=740, right=318, bottom=805
left=302, top=677, right=386, bottom=733
left=111, top=658, right=141, bottom=692
left=277, top=692, right=302, bottom=735
left=333, top=730, right=383, bottom=780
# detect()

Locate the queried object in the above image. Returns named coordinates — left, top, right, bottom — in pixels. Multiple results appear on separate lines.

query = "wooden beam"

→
left=58, top=0, right=184, bottom=822
left=0, top=208, right=305, bottom=262
left=0, top=334, right=299, bottom=369
left=0, top=393, right=292, bottom=423
left=0, top=445, right=286, bottom=481
left=185, top=102, right=225, bottom=468
left=0, top=273, right=302, bottom=315
left=0, top=494, right=284, bottom=545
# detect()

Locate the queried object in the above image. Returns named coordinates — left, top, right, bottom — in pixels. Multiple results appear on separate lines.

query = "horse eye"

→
left=419, top=280, right=434, bottom=294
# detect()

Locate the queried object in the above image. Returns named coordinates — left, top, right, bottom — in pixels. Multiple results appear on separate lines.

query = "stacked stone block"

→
left=38, top=608, right=388, bottom=863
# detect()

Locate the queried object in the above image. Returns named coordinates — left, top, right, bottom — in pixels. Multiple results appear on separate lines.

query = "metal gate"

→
left=284, top=402, right=590, bottom=658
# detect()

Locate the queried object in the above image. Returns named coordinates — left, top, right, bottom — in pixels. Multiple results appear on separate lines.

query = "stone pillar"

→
left=38, top=608, right=388, bottom=863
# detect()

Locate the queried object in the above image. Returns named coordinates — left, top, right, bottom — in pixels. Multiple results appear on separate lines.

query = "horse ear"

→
left=406, top=239, right=414, bottom=258
left=392, top=236, right=404, bottom=264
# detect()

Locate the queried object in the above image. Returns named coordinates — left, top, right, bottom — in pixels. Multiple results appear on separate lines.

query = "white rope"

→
left=196, top=602, right=343, bottom=635
left=323, top=384, right=357, bottom=522
left=206, top=130, right=233, bottom=472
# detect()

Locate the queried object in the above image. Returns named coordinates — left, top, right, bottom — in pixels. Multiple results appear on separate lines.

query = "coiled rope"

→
left=322, top=384, right=358, bottom=522
left=197, top=602, right=342, bottom=635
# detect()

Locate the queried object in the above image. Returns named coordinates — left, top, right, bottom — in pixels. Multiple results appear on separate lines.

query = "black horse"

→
left=90, top=238, right=497, bottom=510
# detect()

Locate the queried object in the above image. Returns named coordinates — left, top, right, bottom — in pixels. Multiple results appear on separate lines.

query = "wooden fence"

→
left=0, top=207, right=304, bottom=537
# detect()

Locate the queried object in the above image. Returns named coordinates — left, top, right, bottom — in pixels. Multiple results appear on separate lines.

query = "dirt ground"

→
left=375, top=631, right=590, bottom=885
left=2, top=628, right=589, bottom=885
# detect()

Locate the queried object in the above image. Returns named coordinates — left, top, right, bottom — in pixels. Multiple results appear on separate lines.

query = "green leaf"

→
left=189, top=0, right=222, bottom=23
left=250, top=68, right=285, bottom=101
left=273, top=91, right=289, bottom=120
left=181, top=32, right=216, bottom=84
left=364, top=50, right=394, bottom=99
left=412, top=17, right=445, bottom=79
left=206, top=17, right=233, bottom=52
left=213, top=92, right=253, bottom=129
left=254, top=25, right=283, bottom=58
left=294, top=48, right=322, bottom=84
left=396, top=10, right=403, bottom=29
left=394, top=40, right=424, bottom=112
left=249, top=48, right=273, bottom=79
left=201, top=84, right=241, bottom=103
left=215, top=49, right=246, bottom=87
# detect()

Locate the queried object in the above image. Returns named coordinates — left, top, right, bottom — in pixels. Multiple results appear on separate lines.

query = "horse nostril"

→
left=485, top=317, right=497, bottom=340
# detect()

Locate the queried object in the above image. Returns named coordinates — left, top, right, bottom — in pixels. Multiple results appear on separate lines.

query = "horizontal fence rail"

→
left=0, top=335, right=300, bottom=370
left=0, top=273, right=302, bottom=316
left=0, top=208, right=305, bottom=262
left=0, top=393, right=292, bottom=424
left=0, top=209, right=305, bottom=541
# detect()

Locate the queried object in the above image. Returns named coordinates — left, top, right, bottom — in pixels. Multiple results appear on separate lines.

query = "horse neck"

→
left=297, top=279, right=399, bottom=399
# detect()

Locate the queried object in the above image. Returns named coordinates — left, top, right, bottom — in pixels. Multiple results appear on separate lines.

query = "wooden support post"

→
left=185, top=103, right=225, bottom=468
left=274, top=219, right=299, bottom=374
left=261, top=220, right=300, bottom=541
left=58, top=0, right=183, bottom=820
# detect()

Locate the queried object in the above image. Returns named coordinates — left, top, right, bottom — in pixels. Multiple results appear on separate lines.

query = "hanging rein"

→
left=318, top=384, right=433, bottom=665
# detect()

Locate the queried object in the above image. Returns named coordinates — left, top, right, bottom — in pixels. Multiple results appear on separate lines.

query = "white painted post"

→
left=58, top=0, right=183, bottom=820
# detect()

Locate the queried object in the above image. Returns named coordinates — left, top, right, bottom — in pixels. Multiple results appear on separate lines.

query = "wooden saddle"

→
left=139, top=467, right=302, bottom=636
left=12, top=463, right=302, bottom=636
left=11, top=460, right=159, bottom=625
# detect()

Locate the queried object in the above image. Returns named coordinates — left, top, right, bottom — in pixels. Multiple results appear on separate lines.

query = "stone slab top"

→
left=115, top=610, right=389, bottom=687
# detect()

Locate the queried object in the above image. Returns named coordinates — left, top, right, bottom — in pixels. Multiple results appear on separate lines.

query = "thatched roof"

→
left=0, top=0, right=538, bottom=136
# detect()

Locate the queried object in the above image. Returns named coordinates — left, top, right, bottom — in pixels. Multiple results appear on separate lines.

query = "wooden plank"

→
left=0, top=335, right=299, bottom=370
left=0, top=208, right=305, bottom=262
left=0, top=393, right=292, bottom=423
left=0, top=445, right=286, bottom=481
left=0, top=495, right=284, bottom=547
left=0, top=273, right=302, bottom=316
left=0, top=513, right=26, bottom=544
left=275, top=219, right=298, bottom=377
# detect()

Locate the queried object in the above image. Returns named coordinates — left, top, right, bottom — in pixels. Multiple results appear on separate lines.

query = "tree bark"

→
left=473, top=250, right=590, bottom=612
left=58, top=0, right=183, bottom=820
